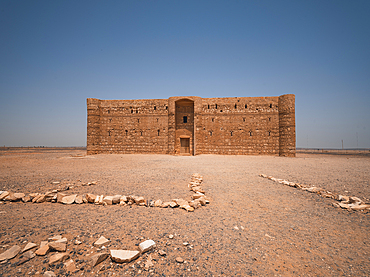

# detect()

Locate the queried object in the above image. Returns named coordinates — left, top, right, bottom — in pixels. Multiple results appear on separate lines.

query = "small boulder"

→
left=35, top=194, right=46, bottom=203
left=75, top=195, right=83, bottom=204
left=154, top=200, right=163, bottom=207
left=55, top=238, right=67, bottom=244
left=6, top=192, right=25, bottom=201
left=134, top=196, right=146, bottom=206
left=190, top=200, right=201, bottom=209
left=158, top=250, right=167, bottom=256
left=22, top=195, right=31, bottom=203
left=119, top=195, right=127, bottom=205
left=0, top=191, right=9, bottom=200
left=169, top=201, right=178, bottom=208
left=57, top=193, right=67, bottom=203
left=62, top=194, right=77, bottom=204
left=103, top=196, right=114, bottom=205
left=48, top=242, right=67, bottom=252
left=176, top=257, right=184, bottom=263
left=184, top=205, right=194, bottom=212
left=161, top=202, right=171, bottom=208
left=174, top=199, right=188, bottom=207
left=43, top=271, right=57, bottom=277
left=192, top=193, right=204, bottom=200
left=35, top=243, right=50, bottom=256
left=86, top=193, right=96, bottom=203
left=139, top=240, right=156, bottom=253
left=95, top=195, right=104, bottom=205
left=112, top=195, right=121, bottom=204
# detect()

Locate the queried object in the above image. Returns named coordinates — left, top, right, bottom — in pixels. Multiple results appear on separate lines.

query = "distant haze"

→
left=0, top=1, right=369, bottom=148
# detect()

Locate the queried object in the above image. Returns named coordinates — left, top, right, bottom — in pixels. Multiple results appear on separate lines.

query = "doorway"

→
left=180, top=138, right=190, bottom=154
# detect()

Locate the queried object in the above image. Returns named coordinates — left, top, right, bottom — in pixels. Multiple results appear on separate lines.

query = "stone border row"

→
left=259, top=174, right=370, bottom=211
left=0, top=174, right=209, bottom=212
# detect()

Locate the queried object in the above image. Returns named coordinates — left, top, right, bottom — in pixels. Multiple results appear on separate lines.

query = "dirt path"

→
left=0, top=149, right=369, bottom=276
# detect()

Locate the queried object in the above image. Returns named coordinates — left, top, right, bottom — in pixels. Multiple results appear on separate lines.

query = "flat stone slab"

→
left=15, top=250, right=35, bottom=266
left=94, top=236, right=109, bottom=247
left=139, top=240, right=156, bottom=253
left=48, top=235, right=62, bottom=241
left=91, top=253, right=109, bottom=267
left=49, top=252, right=69, bottom=264
left=103, top=196, right=113, bottom=205
left=35, top=244, right=50, bottom=256
left=22, top=242, right=37, bottom=253
left=0, top=245, right=21, bottom=261
left=86, top=193, right=96, bottom=203
left=75, top=195, right=83, bottom=204
left=49, top=241, right=67, bottom=252
left=110, top=250, right=140, bottom=263
left=54, top=238, right=67, bottom=244
left=44, top=271, right=57, bottom=277
left=61, top=194, right=77, bottom=204
left=64, top=259, right=77, bottom=273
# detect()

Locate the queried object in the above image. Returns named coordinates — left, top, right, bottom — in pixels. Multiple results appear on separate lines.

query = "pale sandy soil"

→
left=0, top=148, right=369, bottom=276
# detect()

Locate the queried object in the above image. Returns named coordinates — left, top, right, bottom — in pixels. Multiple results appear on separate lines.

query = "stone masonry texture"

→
left=87, top=94, right=295, bottom=156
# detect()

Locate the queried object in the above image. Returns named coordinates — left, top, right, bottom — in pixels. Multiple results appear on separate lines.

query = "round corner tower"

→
left=278, top=94, right=296, bottom=157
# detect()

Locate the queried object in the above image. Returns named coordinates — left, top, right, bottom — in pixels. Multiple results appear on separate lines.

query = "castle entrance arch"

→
left=175, top=99, right=194, bottom=155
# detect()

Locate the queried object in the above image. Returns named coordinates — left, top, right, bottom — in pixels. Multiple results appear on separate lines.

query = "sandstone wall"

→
left=197, top=96, right=280, bottom=155
left=87, top=94, right=295, bottom=156
left=87, top=98, right=169, bottom=155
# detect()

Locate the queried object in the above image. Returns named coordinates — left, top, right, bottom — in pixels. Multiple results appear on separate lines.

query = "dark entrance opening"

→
left=180, top=138, right=190, bottom=154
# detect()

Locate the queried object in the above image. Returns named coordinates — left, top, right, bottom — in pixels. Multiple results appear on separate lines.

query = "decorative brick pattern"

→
left=87, top=94, right=295, bottom=156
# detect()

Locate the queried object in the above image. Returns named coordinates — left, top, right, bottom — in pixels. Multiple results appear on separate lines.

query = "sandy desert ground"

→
left=0, top=148, right=369, bottom=276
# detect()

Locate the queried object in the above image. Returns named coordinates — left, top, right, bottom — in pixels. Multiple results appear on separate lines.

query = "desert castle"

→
left=87, top=94, right=295, bottom=156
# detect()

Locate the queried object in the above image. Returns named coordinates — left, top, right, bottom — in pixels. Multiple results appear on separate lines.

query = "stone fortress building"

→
left=87, top=94, right=295, bottom=156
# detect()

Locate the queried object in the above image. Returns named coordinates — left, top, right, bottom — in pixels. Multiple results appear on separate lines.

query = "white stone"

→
left=110, top=250, right=140, bottom=263
left=139, top=240, right=156, bottom=253
left=94, top=236, right=109, bottom=247
left=61, top=194, right=77, bottom=204
left=0, top=245, right=21, bottom=261
left=43, top=271, right=56, bottom=277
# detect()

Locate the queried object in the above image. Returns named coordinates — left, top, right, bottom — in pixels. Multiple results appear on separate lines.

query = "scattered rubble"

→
left=259, top=174, right=370, bottom=211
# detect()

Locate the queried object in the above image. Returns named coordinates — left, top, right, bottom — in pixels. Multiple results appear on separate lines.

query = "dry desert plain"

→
left=0, top=148, right=369, bottom=276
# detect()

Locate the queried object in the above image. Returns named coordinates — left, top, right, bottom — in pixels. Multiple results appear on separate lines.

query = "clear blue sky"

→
left=1, top=0, right=369, bottom=148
